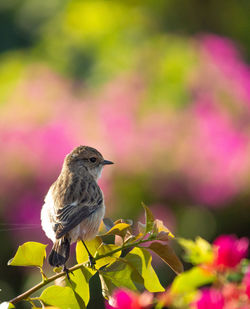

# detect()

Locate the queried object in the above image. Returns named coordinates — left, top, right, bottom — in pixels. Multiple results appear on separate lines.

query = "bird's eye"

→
left=90, top=157, right=97, bottom=163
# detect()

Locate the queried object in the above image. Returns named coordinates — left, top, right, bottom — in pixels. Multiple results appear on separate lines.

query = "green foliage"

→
left=40, top=286, right=81, bottom=309
left=125, top=247, right=164, bottom=292
left=171, top=266, right=215, bottom=294
left=8, top=241, right=47, bottom=268
left=100, top=258, right=144, bottom=294
left=3, top=210, right=249, bottom=309
left=76, top=237, right=120, bottom=269
left=3, top=204, right=182, bottom=308
left=102, top=222, right=131, bottom=238
left=178, top=237, right=213, bottom=265
left=140, top=202, right=155, bottom=234
left=66, top=266, right=94, bottom=307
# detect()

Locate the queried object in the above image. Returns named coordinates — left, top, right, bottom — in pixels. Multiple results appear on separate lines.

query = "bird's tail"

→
left=49, top=236, right=70, bottom=267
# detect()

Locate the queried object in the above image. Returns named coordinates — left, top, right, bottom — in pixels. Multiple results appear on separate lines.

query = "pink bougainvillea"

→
left=106, top=289, right=153, bottom=309
left=213, top=235, right=249, bottom=269
left=195, top=288, right=224, bottom=309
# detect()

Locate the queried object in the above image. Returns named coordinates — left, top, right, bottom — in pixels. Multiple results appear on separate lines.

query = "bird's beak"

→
left=103, top=159, right=114, bottom=165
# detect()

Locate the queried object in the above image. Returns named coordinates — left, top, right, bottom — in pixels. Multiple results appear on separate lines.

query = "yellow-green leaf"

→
left=67, top=266, right=94, bottom=307
left=125, top=247, right=165, bottom=292
left=178, top=237, right=213, bottom=265
left=96, top=243, right=121, bottom=268
left=102, top=223, right=131, bottom=238
left=141, top=203, right=155, bottom=234
left=76, top=237, right=102, bottom=264
left=100, top=259, right=144, bottom=293
left=40, top=286, right=80, bottom=309
left=76, top=238, right=120, bottom=269
left=153, top=219, right=174, bottom=239
left=171, top=266, right=215, bottom=294
left=8, top=242, right=47, bottom=268
left=148, top=242, right=183, bottom=274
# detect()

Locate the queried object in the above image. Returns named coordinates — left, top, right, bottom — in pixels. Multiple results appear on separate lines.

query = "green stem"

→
left=9, top=236, right=154, bottom=305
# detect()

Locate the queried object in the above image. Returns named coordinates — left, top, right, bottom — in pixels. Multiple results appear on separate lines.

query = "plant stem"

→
left=9, top=236, right=154, bottom=305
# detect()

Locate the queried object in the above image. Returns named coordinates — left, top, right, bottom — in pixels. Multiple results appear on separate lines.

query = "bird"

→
left=41, top=145, right=113, bottom=269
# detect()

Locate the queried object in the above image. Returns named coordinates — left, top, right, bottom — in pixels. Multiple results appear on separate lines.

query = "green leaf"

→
left=76, top=238, right=120, bottom=269
left=171, top=266, right=215, bottom=294
left=125, top=247, right=165, bottom=292
left=139, top=203, right=155, bottom=234
left=40, top=286, right=80, bottom=309
left=226, top=271, right=244, bottom=283
left=100, top=246, right=163, bottom=297
left=102, top=223, right=131, bottom=238
left=8, top=242, right=47, bottom=268
left=178, top=237, right=213, bottom=265
left=100, top=258, right=144, bottom=293
left=76, top=237, right=102, bottom=263
left=67, top=266, right=95, bottom=307
left=96, top=243, right=121, bottom=267
left=148, top=242, right=183, bottom=274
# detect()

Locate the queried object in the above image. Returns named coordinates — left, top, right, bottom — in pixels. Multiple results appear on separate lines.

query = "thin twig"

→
left=9, top=236, right=154, bottom=305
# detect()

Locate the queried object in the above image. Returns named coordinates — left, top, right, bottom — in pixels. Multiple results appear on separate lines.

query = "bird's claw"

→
left=63, top=265, right=73, bottom=281
left=87, top=255, right=96, bottom=269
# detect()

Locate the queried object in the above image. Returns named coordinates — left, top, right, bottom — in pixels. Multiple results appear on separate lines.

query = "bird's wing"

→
left=54, top=179, right=103, bottom=239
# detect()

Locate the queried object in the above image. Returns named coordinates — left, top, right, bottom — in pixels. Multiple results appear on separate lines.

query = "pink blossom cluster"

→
left=213, top=235, right=249, bottom=270
left=195, top=284, right=250, bottom=309
left=106, top=290, right=153, bottom=309
left=194, top=235, right=249, bottom=309
left=106, top=235, right=249, bottom=309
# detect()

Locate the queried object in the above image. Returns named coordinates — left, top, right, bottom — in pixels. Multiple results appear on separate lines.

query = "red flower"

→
left=105, top=289, right=153, bottom=309
left=213, top=235, right=249, bottom=269
left=195, top=288, right=224, bottom=309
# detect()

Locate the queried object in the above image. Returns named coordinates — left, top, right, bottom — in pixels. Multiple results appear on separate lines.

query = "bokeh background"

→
left=1, top=0, right=250, bottom=308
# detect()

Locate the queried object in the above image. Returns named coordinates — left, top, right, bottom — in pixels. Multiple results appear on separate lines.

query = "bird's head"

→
left=65, top=145, right=113, bottom=179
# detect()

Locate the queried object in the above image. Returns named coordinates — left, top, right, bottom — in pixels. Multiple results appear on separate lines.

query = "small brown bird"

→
left=41, top=146, right=113, bottom=268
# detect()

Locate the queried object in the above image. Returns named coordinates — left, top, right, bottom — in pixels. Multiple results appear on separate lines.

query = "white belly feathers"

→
left=41, top=188, right=105, bottom=244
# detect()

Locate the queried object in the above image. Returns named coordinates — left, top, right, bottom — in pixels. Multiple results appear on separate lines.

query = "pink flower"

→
left=213, top=235, right=249, bottom=269
left=188, top=100, right=248, bottom=206
left=243, top=267, right=250, bottom=299
left=222, top=282, right=250, bottom=309
left=201, top=35, right=250, bottom=105
left=106, top=289, right=153, bottom=309
left=195, top=288, right=224, bottom=309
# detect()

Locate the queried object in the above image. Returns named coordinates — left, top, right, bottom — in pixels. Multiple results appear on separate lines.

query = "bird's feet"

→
left=63, top=265, right=72, bottom=281
left=88, top=254, right=96, bottom=269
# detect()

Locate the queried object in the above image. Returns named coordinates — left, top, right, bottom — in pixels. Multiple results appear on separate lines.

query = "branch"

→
left=9, top=236, right=154, bottom=305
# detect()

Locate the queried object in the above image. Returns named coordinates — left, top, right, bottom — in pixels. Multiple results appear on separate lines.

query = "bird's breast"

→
left=68, top=203, right=105, bottom=243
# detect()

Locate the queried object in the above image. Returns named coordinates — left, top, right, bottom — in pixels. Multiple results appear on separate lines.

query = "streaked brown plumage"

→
left=41, top=146, right=113, bottom=267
